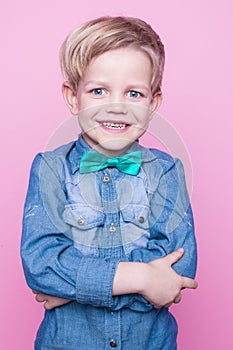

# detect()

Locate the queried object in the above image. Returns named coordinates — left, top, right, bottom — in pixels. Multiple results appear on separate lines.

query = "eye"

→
left=91, top=88, right=106, bottom=96
left=127, top=90, right=142, bottom=98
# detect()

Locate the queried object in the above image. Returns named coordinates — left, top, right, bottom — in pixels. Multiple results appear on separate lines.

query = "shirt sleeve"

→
left=21, top=153, right=120, bottom=308
left=131, top=158, right=197, bottom=276
left=111, top=157, right=197, bottom=311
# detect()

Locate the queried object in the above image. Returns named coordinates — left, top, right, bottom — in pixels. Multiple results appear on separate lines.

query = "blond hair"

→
left=60, top=16, right=165, bottom=96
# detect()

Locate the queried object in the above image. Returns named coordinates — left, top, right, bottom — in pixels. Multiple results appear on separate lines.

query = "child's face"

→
left=63, top=47, right=162, bottom=156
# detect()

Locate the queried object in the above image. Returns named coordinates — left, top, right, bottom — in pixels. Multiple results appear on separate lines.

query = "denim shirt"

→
left=21, top=135, right=197, bottom=350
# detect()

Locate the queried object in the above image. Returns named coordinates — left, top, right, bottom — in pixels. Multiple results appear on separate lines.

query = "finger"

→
left=164, top=293, right=182, bottom=308
left=35, top=293, right=47, bottom=303
left=164, top=302, right=173, bottom=308
left=181, top=276, right=198, bottom=290
left=164, top=248, right=184, bottom=266
left=173, top=293, right=182, bottom=304
left=44, top=301, right=53, bottom=310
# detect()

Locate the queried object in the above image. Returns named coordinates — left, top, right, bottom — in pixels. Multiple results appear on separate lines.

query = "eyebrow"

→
left=126, top=84, right=150, bottom=92
left=84, top=80, right=109, bottom=88
left=84, top=81, right=150, bottom=92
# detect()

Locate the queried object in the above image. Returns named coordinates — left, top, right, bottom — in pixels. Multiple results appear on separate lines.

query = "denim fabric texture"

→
left=21, top=135, right=197, bottom=350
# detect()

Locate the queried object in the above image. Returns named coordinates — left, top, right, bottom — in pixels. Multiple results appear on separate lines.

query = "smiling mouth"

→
left=101, top=122, right=128, bottom=130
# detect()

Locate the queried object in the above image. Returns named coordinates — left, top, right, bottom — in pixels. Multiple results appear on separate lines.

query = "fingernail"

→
left=177, top=248, right=184, bottom=253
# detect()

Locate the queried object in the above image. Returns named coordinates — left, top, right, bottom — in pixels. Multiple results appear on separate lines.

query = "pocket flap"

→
left=63, top=204, right=105, bottom=230
left=121, top=205, right=150, bottom=229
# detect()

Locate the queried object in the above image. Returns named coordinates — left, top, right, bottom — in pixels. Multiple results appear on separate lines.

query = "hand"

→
left=32, top=290, right=71, bottom=310
left=141, top=248, right=198, bottom=309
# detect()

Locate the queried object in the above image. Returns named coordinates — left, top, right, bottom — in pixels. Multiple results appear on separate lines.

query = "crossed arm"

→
left=33, top=248, right=197, bottom=310
left=23, top=153, right=197, bottom=311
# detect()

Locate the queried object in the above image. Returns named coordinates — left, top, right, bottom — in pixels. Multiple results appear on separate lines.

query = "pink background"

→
left=1, top=1, right=232, bottom=349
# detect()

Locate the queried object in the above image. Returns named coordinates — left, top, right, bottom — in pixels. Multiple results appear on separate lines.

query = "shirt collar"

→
left=68, top=134, right=157, bottom=175
left=69, top=135, right=91, bottom=174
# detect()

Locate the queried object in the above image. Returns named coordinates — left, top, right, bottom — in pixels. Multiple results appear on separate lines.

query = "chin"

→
left=97, top=139, right=134, bottom=155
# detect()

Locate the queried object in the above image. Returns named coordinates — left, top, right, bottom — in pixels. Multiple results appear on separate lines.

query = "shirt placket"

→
left=97, top=170, right=123, bottom=253
left=99, top=169, right=122, bottom=349
left=105, top=309, right=122, bottom=349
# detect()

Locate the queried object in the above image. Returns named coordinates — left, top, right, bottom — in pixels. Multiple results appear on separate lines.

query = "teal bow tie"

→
left=79, top=150, right=142, bottom=175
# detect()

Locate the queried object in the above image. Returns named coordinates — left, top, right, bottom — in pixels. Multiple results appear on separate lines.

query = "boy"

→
left=21, top=16, right=197, bottom=349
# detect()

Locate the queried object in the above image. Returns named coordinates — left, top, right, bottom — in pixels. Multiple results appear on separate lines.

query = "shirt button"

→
left=77, top=218, right=85, bottom=225
left=138, top=216, right=145, bottom=223
left=103, top=175, right=110, bottom=183
left=110, top=340, right=117, bottom=347
left=109, top=223, right=117, bottom=233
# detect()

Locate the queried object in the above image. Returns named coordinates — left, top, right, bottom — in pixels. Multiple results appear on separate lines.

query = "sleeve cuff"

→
left=76, top=256, right=120, bottom=308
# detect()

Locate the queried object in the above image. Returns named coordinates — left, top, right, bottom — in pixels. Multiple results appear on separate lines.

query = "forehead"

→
left=82, top=47, right=153, bottom=85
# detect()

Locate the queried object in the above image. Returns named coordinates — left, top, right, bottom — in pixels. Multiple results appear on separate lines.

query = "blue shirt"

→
left=21, top=135, right=197, bottom=350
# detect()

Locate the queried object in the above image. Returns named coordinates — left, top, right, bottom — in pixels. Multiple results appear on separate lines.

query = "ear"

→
left=149, top=91, right=162, bottom=118
left=62, top=82, right=79, bottom=115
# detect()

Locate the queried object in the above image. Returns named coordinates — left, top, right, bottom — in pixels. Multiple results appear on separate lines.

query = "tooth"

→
left=101, top=122, right=126, bottom=129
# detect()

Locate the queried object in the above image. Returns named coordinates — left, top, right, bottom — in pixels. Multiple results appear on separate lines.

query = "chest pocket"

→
left=62, top=204, right=105, bottom=253
left=121, top=204, right=150, bottom=230
left=120, top=204, right=150, bottom=256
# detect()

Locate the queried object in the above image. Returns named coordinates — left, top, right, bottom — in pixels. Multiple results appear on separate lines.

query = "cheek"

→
left=78, top=94, right=105, bottom=110
left=78, top=103, right=100, bottom=123
left=135, top=112, right=152, bottom=128
left=133, top=114, right=152, bottom=136
left=77, top=114, right=92, bottom=131
left=77, top=96, right=88, bottom=111
left=130, top=103, right=151, bottom=119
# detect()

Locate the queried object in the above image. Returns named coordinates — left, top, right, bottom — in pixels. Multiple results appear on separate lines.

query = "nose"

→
left=105, top=102, right=128, bottom=115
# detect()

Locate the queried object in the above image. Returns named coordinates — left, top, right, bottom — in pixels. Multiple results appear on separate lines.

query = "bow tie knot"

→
left=107, top=158, right=118, bottom=167
left=79, top=150, right=142, bottom=176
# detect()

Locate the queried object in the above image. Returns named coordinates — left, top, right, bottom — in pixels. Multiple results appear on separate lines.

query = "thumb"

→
left=165, top=248, right=184, bottom=266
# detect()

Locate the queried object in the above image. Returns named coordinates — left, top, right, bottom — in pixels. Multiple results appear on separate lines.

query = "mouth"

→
left=100, top=121, right=128, bottom=130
